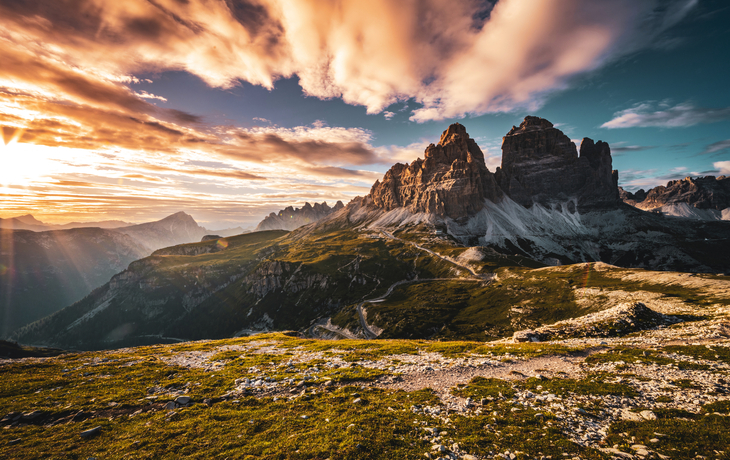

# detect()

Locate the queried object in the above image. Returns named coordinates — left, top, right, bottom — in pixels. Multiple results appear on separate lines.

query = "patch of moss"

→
left=605, top=413, right=730, bottom=459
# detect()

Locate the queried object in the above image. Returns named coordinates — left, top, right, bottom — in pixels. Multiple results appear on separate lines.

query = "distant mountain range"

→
left=0, top=212, right=249, bottom=337
left=0, top=214, right=132, bottom=232
left=12, top=117, right=730, bottom=350
left=620, top=175, right=730, bottom=221
left=255, top=201, right=345, bottom=231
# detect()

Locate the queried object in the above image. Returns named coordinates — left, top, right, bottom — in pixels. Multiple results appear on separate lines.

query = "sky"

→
left=1, top=0, right=729, bottom=229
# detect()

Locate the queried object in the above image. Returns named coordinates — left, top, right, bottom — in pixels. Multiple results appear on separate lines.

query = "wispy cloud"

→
left=610, top=144, right=657, bottom=154
left=601, top=101, right=730, bottom=129
left=700, top=139, right=730, bottom=156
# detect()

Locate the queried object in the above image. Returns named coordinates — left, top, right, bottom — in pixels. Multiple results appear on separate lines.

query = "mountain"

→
left=115, top=211, right=208, bottom=251
left=54, top=219, right=132, bottom=229
left=255, top=201, right=345, bottom=231
left=621, top=176, right=730, bottom=221
left=0, top=227, right=148, bottom=337
left=10, top=214, right=45, bottom=227
left=368, top=118, right=619, bottom=223
left=0, top=212, right=216, bottom=338
left=0, top=215, right=132, bottom=231
left=495, top=117, right=619, bottom=210
left=362, top=118, right=729, bottom=271
left=212, top=226, right=249, bottom=237
left=0, top=217, right=49, bottom=232
left=11, top=117, right=730, bottom=349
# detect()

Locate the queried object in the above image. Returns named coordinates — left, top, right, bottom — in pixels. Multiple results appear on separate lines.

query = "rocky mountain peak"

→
left=496, top=116, right=619, bottom=210
left=255, top=201, right=345, bottom=231
left=505, top=115, right=554, bottom=135
left=368, top=123, right=501, bottom=221
left=368, top=117, right=620, bottom=221
left=625, top=175, right=730, bottom=213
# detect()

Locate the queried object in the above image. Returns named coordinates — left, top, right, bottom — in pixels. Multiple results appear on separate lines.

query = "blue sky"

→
left=1, top=0, right=729, bottom=227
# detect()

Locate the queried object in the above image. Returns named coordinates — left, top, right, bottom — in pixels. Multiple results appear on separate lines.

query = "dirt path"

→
left=380, top=230, right=491, bottom=280
left=374, top=355, right=585, bottom=394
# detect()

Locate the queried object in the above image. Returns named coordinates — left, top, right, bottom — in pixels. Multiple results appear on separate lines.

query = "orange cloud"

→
left=0, top=0, right=697, bottom=226
left=0, top=0, right=694, bottom=121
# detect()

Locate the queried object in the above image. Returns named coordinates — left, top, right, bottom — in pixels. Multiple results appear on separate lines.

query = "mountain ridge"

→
left=255, top=201, right=345, bottom=231
left=621, top=175, right=730, bottom=221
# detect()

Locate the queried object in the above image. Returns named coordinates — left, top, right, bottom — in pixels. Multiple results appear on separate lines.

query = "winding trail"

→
left=309, top=230, right=495, bottom=339
left=379, top=230, right=490, bottom=279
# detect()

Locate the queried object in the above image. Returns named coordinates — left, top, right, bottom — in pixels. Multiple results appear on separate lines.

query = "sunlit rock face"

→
left=634, top=175, right=730, bottom=211
left=368, top=123, right=502, bottom=221
left=255, top=201, right=345, bottom=231
left=368, top=117, right=620, bottom=221
left=495, top=116, right=620, bottom=211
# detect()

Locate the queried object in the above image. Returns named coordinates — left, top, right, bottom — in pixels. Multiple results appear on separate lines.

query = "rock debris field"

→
left=2, top=299, right=730, bottom=460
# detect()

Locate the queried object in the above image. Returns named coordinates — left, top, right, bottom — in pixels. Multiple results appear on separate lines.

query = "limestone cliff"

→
left=367, top=123, right=502, bottom=221
left=632, top=176, right=730, bottom=211
left=495, top=116, right=619, bottom=210
left=368, top=117, right=620, bottom=220
left=255, top=201, right=345, bottom=232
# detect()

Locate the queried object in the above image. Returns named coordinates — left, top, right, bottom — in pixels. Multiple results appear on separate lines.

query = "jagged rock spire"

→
left=368, top=123, right=502, bottom=221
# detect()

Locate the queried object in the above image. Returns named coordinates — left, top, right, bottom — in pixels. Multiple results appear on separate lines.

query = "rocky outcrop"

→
left=495, top=116, right=619, bottom=210
left=630, top=176, right=730, bottom=211
left=619, top=187, right=647, bottom=206
left=368, top=123, right=502, bottom=221
left=512, top=302, right=681, bottom=342
left=367, top=117, right=620, bottom=222
left=255, top=201, right=344, bottom=232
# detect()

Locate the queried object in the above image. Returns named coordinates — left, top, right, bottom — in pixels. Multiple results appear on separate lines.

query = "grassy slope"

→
left=12, top=229, right=460, bottom=349
left=12, top=221, right=730, bottom=349
left=2, top=334, right=729, bottom=459
left=362, top=262, right=730, bottom=341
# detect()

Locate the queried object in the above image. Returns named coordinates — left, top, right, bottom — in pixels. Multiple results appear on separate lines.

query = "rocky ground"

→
left=2, top=301, right=730, bottom=459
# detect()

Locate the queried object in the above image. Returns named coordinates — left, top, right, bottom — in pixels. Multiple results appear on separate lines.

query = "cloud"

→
left=617, top=165, right=715, bottom=191
left=0, top=0, right=701, bottom=225
left=0, top=0, right=696, bottom=122
left=383, top=111, right=395, bottom=120
left=715, top=161, right=730, bottom=176
left=701, top=139, right=730, bottom=156
left=601, top=101, right=730, bottom=128
left=611, top=145, right=656, bottom=153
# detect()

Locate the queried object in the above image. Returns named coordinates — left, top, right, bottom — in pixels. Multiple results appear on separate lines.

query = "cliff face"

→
left=255, top=201, right=345, bottom=232
left=495, top=116, right=619, bottom=210
left=631, top=176, right=730, bottom=211
left=368, top=117, right=619, bottom=220
left=368, top=123, right=502, bottom=221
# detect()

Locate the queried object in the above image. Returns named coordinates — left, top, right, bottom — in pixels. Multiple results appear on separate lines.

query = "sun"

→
left=0, top=140, right=57, bottom=186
